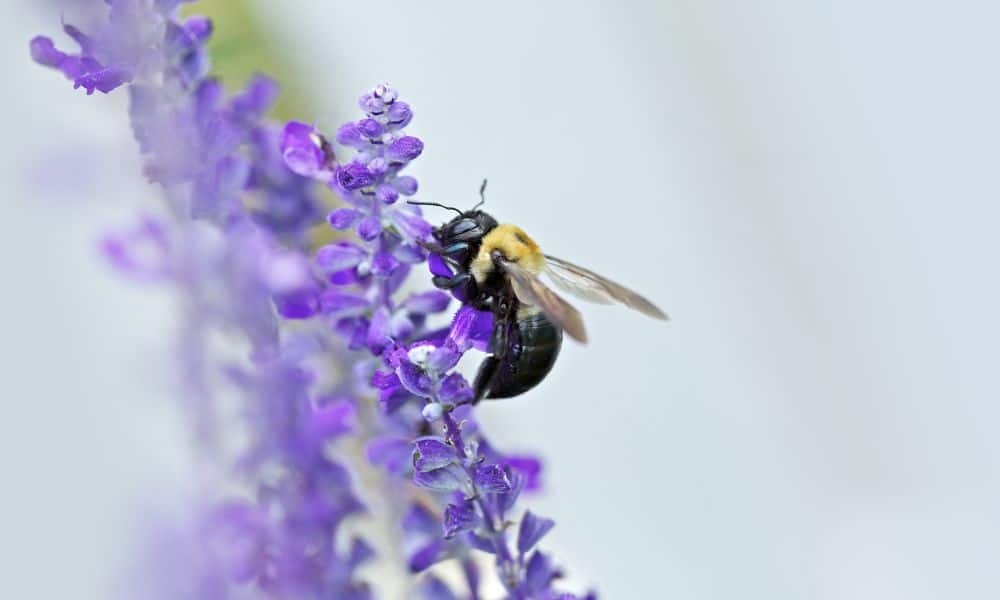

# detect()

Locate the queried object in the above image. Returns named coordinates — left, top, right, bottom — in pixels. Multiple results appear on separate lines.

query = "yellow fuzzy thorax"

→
left=470, top=224, right=546, bottom=283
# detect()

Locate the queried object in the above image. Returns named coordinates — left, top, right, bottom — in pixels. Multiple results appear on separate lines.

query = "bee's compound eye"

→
left=451, top=219, right=477, bottom=235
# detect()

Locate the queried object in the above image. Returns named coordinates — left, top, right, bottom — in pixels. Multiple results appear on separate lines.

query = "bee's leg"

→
left=432, top=271, right=472, bottom=290
left=471, top=315, right=511, bottom=403
left=421, top=241, right=469, bottom=256
left=472, top=356, right=501, bottom=404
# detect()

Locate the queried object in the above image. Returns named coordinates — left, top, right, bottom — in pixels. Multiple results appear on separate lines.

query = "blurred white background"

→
left=2, top=1, right=999, bottom=598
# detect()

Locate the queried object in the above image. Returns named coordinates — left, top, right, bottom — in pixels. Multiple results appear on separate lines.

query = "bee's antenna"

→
left=471, top=178, right=488, bottom=211
left=407, top=200, right=464, bottom=217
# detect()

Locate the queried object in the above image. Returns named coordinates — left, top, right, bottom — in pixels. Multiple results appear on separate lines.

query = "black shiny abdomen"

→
left=477, top=312, right=563, bottom=400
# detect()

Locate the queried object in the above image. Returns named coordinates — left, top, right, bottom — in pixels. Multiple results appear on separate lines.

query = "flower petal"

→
left=336, top=163, right=375, bottom=190
left=403, top=290, right=451, bottom=315
left=448, top=306, right=494, bottom=351
left=517, top=510, right=555, bottom=554
left=230, top=74, right=279, bottom=120
left=328, top=208, right=362, bottom=230
left=335, top=121, right=363, bottom=147
left=408, top=540, right=445, bottom=573
left=402, top=502, right=439, bottom=535
left=356, top=215, right=382, bottom=241
left=371, top=251, right=400, bottom=277
left=357, top=118, right=384, bottom=138
left=428, top=253, right=454, bottom=278
left=524, top=550, right=556, bottom=593
left=376, top=184, right=399, bottom=204
left=392, top=175, right=418, bottom=196
left=426, top=344, right=462, bottom=374
left=438, top=373, right=474, bottom=405
left=386, top=136, right=424, bottom=162
left=474, top=464, right=512, bottom=493
left=365, top=436, right=412, bottom=476
left=29, top=36, right=65, bottom=67
left=420, top=575, right=460, bottom=600
left=413, top=464, right=466, bottom=493
left=395, top=360, right=433, bottom=398
left=316, top=241, right=366, bottom=272
left=389, top=207, right=432, bottom=242
left=442, top=502, right=481, bottom=538
left=280, top=121, right=331, bottom=178
left=386, top=101, right=413, bottom=129
left=412, top=437, right=456, bottom=472
left=506, top=455, right=544, bottom=493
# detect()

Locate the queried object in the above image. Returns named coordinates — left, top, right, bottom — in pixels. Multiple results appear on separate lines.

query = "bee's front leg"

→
left=421, top=241, right=469, bottom=256
left=432, top=271, right=472, bottom=290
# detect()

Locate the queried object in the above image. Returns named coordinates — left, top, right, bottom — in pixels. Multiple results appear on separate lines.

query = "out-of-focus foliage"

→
left=181, top=0, right=308, bottom=123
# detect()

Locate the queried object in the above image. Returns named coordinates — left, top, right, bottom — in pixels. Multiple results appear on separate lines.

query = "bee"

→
left=412, top=181, right=668, bottom=402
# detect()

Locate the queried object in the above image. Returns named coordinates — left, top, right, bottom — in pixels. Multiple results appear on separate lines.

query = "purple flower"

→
left=506, top=454, right=545, bottom=493
left=336, top=162, right=376, bottom=190
left=518, top=510, right=556, bottom=554
left=37, top=20, right=597, bottom=591
left=421, top=575, right=460, bottom=600
left=413, top=464, right=468, bottom=493
left=31, top=2, right=210, bottom=94
left=29, top=32, right=131, bottom=94
left=475, top=464, right=514, bottom=493
left=328, top=207, right=361, bottom=230
left=443, top=501, right=481, bottom=539
left=32, top=6, right=375, bottom=598
left=365, top=435, right=413, bottom=476
left=316, top=241, right=367, bottom=272
left=100, top=216, right=172, bottom=282
left=202, top=501, right=268, bottom=584
left=246, top=125, right=324, bottom=238
left=413, top=437, right=458, bottom=472
left=386, top=135, right=424, bottom=161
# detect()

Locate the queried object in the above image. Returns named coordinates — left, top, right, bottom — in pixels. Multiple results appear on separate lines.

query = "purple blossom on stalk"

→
left=35, top=0, right=595, bottom=593
left=282, top=84, right=594, bottom=599
left=283, top=85, right=446, bottom=361
left=32, top=2, right=367, bottom=598
left=217, top=344, right=374, bottom=598
left=30, top=1, right=207, bottom=95
left=385, top=311, right=582, bottom=598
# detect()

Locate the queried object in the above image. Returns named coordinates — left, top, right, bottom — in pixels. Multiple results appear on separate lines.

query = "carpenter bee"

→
left=413, top=181, right=668, bottom=402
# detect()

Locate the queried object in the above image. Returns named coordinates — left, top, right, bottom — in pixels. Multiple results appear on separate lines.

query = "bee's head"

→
left=431, top=209, right=497, bottom=244
left=410, top=179, right=497, bottom=244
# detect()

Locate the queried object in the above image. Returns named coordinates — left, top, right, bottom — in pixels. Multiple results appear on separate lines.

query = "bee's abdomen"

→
left=485, top=312, right=563, bottom=399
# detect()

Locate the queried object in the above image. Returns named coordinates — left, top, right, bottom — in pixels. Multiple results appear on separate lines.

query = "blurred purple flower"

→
left=32, top=3, right=368, bottom=597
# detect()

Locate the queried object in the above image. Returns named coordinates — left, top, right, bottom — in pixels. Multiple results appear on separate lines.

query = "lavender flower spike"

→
left=281, top=84, right=594, bottom=598
left=30, top=1, right=210, bottom=94
left=32, top=3, right=369, bottom=597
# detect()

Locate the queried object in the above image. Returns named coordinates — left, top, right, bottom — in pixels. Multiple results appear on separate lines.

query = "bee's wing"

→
left=543, top=254, right=669, bottom=320
left=499, top=258, right=588, bottom=343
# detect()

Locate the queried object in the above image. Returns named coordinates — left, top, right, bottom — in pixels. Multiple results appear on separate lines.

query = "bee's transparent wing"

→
left=499, top=258, right=588, bottom=343
left=543, top=254, right=669, bottom=320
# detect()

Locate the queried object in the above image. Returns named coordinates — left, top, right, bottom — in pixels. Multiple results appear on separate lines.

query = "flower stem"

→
left=441, top=408, right=520, bottom=594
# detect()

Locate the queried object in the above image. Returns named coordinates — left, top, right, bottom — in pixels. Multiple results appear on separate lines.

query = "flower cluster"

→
left=284, top=88, right=592, bottom=598
left=381, top=309, right=586, bottom=599
left=32, top=2, right=367, bottom=598
left=34, top=1, right=595, bottom=598
left=30, top=0, right=204, bottom=95
left=210, top=340, right=373, bottom=599
left=283, top=86, right=440, bottom=358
